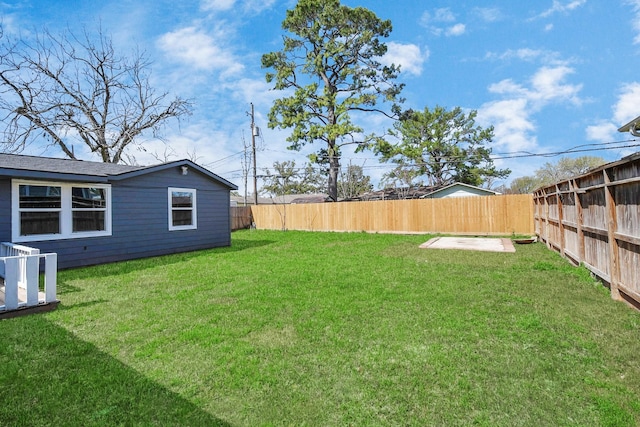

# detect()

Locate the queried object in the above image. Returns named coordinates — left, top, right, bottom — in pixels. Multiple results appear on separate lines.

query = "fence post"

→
left=556, top=184, right=566, bottom=257
left=4, top=257, right=19, bottom=310
left=604, top=171, right=621, bottom=301
left=44, top=253, right=57, bottom=303
left=572, top=179, right=585, bottom=264
left=25, top=255, right=39, bottom=306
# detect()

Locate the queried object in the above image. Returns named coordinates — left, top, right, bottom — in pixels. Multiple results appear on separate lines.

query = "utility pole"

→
left=240, top=132, right=250, bottom=206
left=250, top=103, right=258, bottom=205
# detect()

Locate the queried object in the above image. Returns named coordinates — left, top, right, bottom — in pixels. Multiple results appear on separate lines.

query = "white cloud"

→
left=0, top=13, right=20, bottom=35
left=485, top=48, right=564, bottom=65
left=421, top=7, right=463, bottom=36
left=478, top=65, right=583, bottom=152
left=613, top=82, right=640, bottom=123
left=201, top=0, right=236, bottom=11
left=587, top=82, right=640, bottom=142
left=487, top=67, right=582, bottom=106
left=627, top=0, right=640, bottom=44
left=446, top=23, right=466, bottom=37
left=421, top=8, right=456, bottom=25
left=586, top=121, right=617, bottom=142
left=157, top=26, right=244, bottom=76
left=473, top=7, right=503, bottom=23
left=200, top=0, right=276, bottom=15
left=478, top=98, right=537, bottom=152
left=534, top=0, right=587, bottom=19
left=529, top=66, right=583, bottom=106
left=222, top=77, right=282, bottom=108
left=488, top=79, right=528, bottom=97
left=382, top=42, right=428, bottom=76
left=243, top=0, right=277, bottom=14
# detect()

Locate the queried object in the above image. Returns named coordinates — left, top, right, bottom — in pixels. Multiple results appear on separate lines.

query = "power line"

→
left=208, top=150, right=246, bottom=165
left=492, top=141, right=640, bottom=160
left=215, top=138, right=640, bottom=176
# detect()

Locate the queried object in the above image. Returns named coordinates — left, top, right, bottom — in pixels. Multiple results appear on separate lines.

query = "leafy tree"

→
left=508, top=176, right=540, bottom=194
left=534, top=156, right=606, bottom=186
left=261, top=160, right=326, bottom=196
left=262, top=0, right=403, bottom=201
left=337, top=164, right=373, bottom=199
left=0, top=26, right=191, bottom=163
left=507, top=156, right=607, bottom=193
left=376, top=106, right=510, bottom=187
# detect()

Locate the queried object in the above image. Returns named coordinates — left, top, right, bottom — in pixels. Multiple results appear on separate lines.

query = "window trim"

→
left=12, top=180, right=112, bottom=242
left=168, top=187, right=197, bottom=231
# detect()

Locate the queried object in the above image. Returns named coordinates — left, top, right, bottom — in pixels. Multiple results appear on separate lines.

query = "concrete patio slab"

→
left=419, top=237, right=516, bottom=253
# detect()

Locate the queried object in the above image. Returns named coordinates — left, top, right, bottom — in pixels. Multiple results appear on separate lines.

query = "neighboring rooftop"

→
left=231, top=193, right=329, bottom=205
left=342, top=186, right=438, bottom=202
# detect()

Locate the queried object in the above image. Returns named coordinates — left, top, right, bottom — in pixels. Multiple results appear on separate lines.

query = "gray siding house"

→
left=0, top=154, right=237, bottom=269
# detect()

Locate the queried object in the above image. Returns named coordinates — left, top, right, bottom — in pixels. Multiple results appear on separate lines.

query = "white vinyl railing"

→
left=0, top=242, right=58, bottom=312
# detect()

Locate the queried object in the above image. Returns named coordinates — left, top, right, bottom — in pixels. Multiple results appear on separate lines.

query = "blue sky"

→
left=2, top=0, right=640, bottom=193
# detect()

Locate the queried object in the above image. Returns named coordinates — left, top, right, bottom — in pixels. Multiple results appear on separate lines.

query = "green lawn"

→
left=1, top=230, right=639, bottom=426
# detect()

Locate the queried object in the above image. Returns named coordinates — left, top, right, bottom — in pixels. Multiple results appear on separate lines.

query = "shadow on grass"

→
left=56, top=238, right=276, bottom=285
left=0, top=315, right=231, bottom=426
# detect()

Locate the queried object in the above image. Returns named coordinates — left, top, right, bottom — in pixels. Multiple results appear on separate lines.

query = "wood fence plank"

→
left=248, top=195, right=534, bottom=235
left=605, top=170, right=622, bottom=300
left=534, top=155, right=640, bottom=307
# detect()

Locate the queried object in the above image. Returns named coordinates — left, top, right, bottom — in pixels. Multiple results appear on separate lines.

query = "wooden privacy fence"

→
left=239, top=194, right=533, bottom=235
left=534, top=153, right=640, bottom=307
left=231, top=206, right=253, bottom=231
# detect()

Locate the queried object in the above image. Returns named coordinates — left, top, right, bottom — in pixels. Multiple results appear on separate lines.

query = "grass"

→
left=1, top=230, right=640, bottom=426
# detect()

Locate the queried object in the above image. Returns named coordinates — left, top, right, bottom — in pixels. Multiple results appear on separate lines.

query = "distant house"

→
left=343, top=183, right=499, bottom=202
left=0, top=154, right=237, bottom=269
left=421, top=183, right=500, bottom=199
left=342, top=186, right=436, bottom=202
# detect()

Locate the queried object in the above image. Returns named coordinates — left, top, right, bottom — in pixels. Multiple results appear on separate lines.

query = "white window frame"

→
left=12, top=180, right=112, bottom=243
left=168, top=187, right=197, bottom=231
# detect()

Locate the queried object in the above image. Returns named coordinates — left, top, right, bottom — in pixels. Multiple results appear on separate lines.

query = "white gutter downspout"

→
left=618, top=115, right=640, bottom=136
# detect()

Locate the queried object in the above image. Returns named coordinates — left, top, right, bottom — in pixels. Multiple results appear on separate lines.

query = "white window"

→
left=12, top=180, right=111, bottom=242
left=168, top=187, right=197, bottom=231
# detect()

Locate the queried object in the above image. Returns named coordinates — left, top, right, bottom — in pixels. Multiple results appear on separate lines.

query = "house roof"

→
left=421, top=182, right=500, bottom=198
left=342, top=183, right=500, bottom=202
left=342, top=186, right=439, bottom=202
left=0, top=153, right=142, bottom=177
left=0, top=153, right=237, bottom=189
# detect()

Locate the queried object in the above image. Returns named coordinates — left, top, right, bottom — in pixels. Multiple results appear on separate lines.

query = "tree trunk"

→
left=328, top=145, right=339, bottom=202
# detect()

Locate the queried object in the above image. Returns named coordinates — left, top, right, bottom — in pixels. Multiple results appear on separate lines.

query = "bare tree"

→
left=379, top=162, right=422, bottom=199
left=146, top=143, right=202, bottom=164
left=0, top=26, right=192, bottom=163
left=337, top=163, right=373, bottom=199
